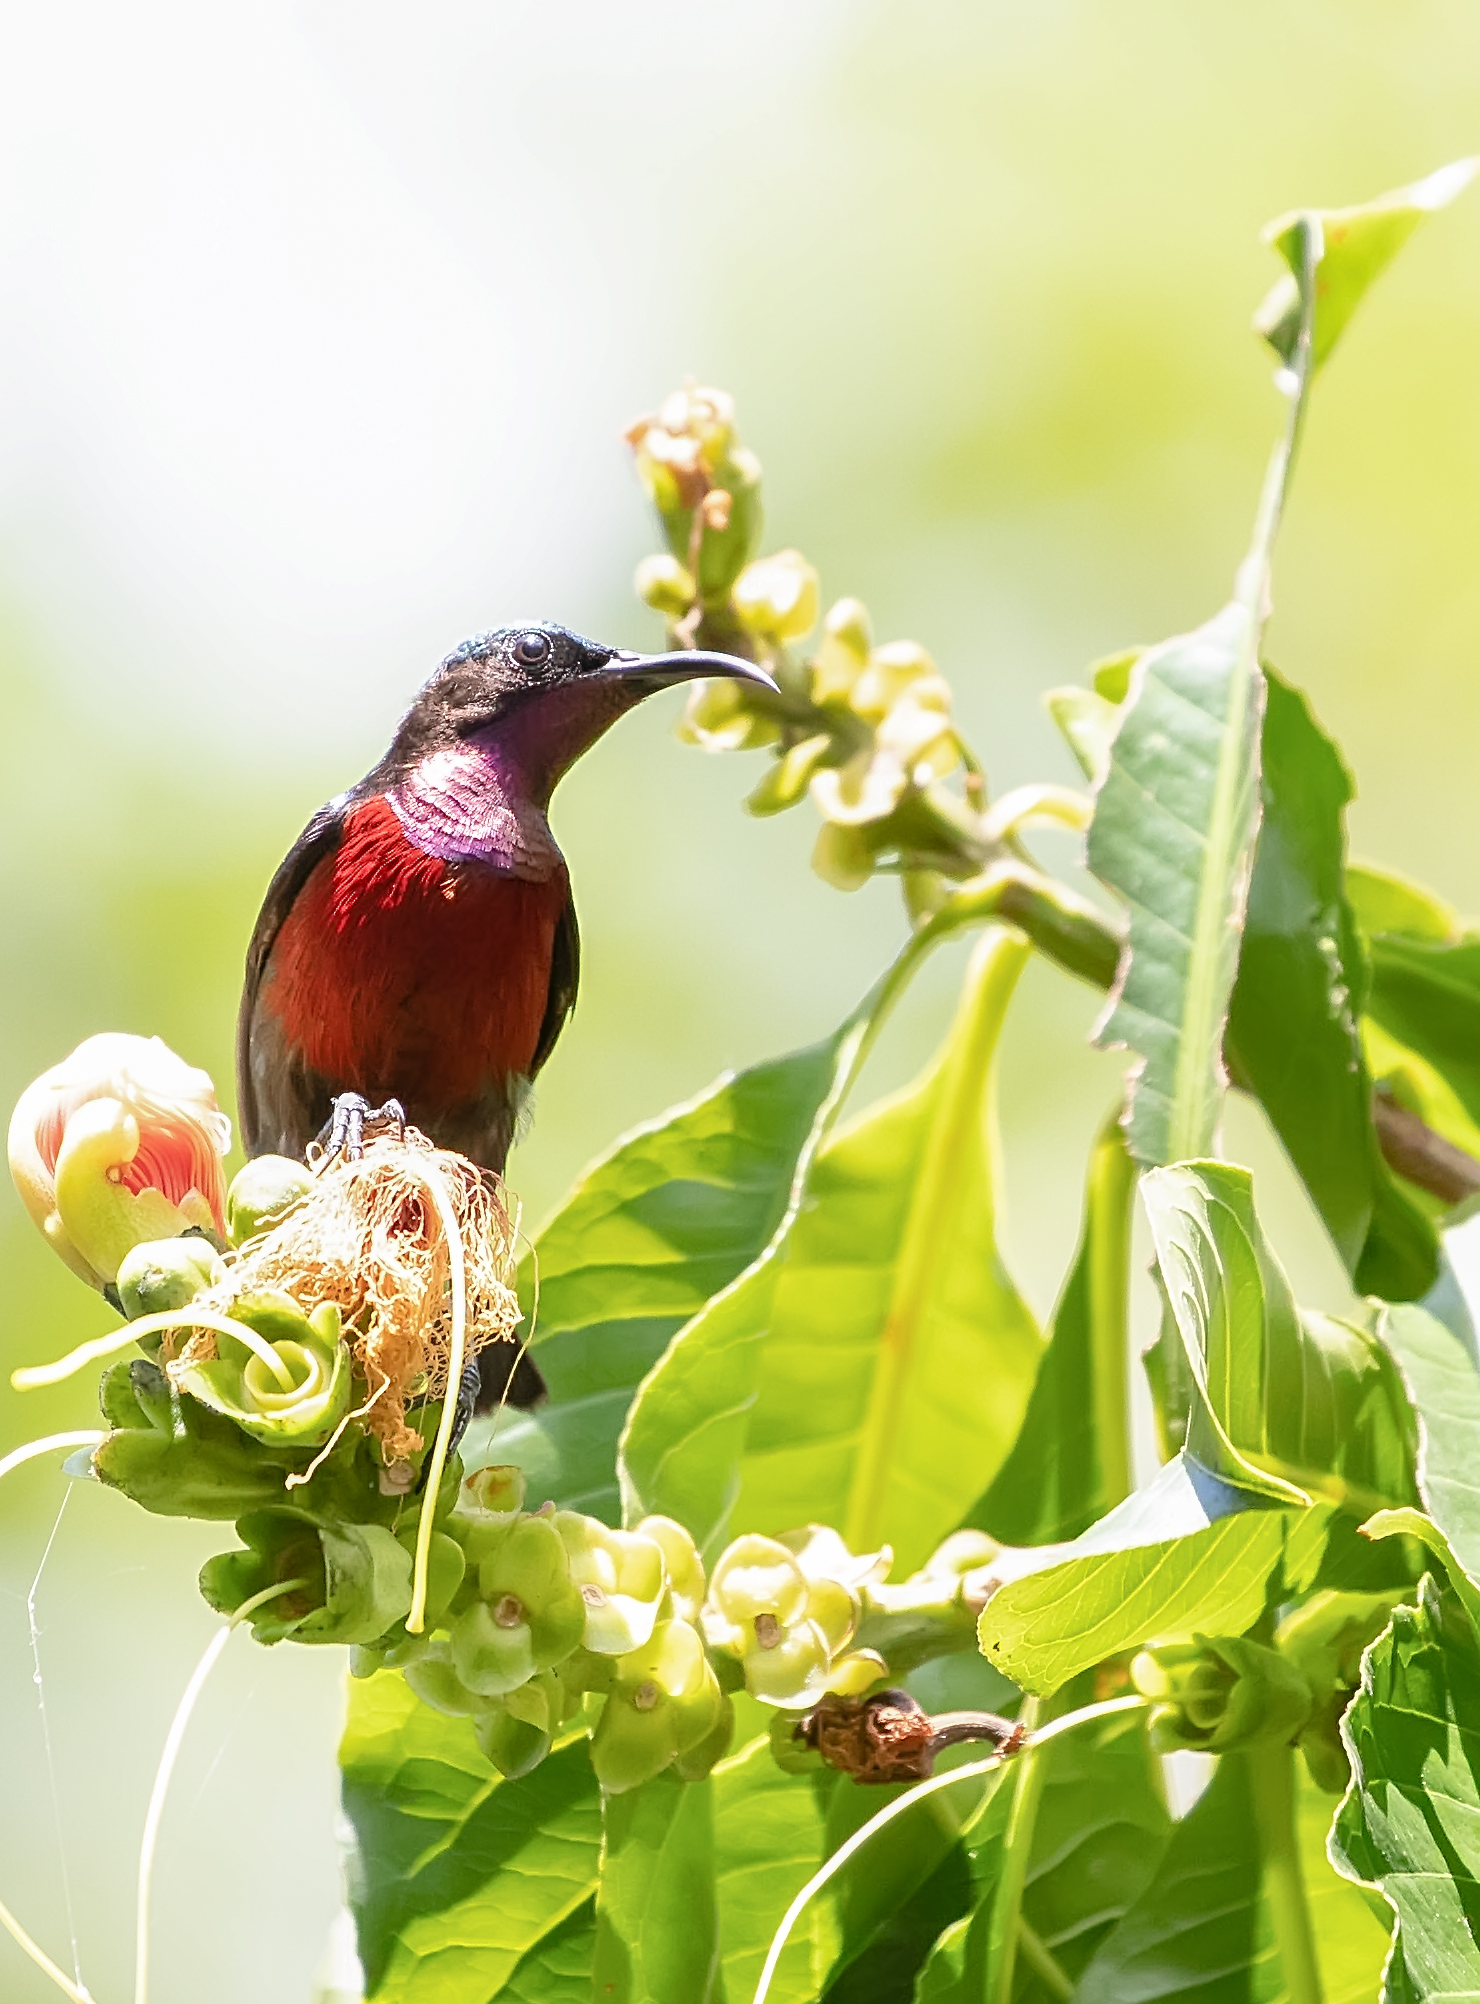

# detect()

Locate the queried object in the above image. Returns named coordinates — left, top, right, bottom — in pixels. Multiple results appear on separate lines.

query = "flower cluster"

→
left=628, top=387, right=988, bottom=912
left=7, top=1034, right=989, bottom=1798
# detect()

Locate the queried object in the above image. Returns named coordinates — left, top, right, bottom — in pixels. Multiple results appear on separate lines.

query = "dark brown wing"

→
left=529, top=892, right=580, bottom=1081
left=235, top=801, right=348, bottom=1157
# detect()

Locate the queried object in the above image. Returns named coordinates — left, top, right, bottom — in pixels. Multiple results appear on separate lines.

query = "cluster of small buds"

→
left=367, top=1487, right=908, bottom=1791
left=1131, top=1591, right=1406, bottom=1786
left=1131, top=1634, right=1312, bottom=1756
left=359, top=1469, right=730, bottom=1792
left=630, top=388, right=975, bottom=906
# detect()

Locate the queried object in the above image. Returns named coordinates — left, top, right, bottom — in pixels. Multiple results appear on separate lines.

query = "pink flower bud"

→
left=8, top=1034, right=231, bottom=1287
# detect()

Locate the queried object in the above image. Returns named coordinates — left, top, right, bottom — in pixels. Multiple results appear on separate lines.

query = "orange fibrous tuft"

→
left=173, top=1128, right=521, bottom=1462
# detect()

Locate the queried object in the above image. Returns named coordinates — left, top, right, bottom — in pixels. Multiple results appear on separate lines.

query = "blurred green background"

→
left=3, top=2, right=1479, bottom=1997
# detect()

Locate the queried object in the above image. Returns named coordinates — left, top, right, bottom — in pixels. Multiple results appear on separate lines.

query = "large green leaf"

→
left=1075, top=1751, right=1270, bottom=2002
left=1143, top=1161, right=1417, bottom=1514
left=976, top=1453, right=1297, bottom=1696
left=487, top=1035, right=854, bottom=1522
left=623, top=928, right=1041, bottom=1572
left=1087, top=599, right=1266, bottom=1167
left=339, top=1673, right=601, bottom=2001
left=1331, top=1575, right=1480, bottom=2002
left=592, top=1772, right=720, bottom=2004
left=713, top=1736, right=836, bottom=2004
left=1225, top=668, right=1436, bottom=1299
left=965, top=1118, right=1136, bottom=1545
left=1255, top=158, right=1477, bottom=375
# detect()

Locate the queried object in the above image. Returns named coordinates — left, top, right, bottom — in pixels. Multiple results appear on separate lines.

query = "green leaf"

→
left=1225, top=668, right=1436, bottom=1300
left=1347, top=863, right=1458, bottom=944
left=1143, top=1161, right=1417, bottom=1514
left=1255, top=158, right=1477, bottom=375
left=592, top=1771, right=720, bottom=2004
left=976, top=1453, right=1296, bottom=1696
left=1295, top=1767, right=1392, bottom=2004
left=487, top=1035, right=853, bottom=1522
left=1075, top=1750, right=1269, bottom=2002
left=1087, top=600, right=1265, bottom=1166
left=338, top=1672, right=601, bottom=2000
left=1363, top=929, right=1480, bottom=1143
left=624, top=929, right=1040, bottom=1571
left=1331, top=1575, right=1480, bottom=2001
left=1014, top=1701, right=1170, bottom=1995
left=1044, top=686, right=1121, bottom=788
left=501, top=1903, right=596, bottom=2004
left=966, top=1119, right=1136, bottom=1545
left=1367, top=1303, right=1480, bottom=1624
left=713, top=1736, right=836, bottom=2004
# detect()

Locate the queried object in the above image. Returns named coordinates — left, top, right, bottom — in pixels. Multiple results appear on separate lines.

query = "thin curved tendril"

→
left=0, top=1435, right=107, bottom=2000
left=30, top=1491, right=84, bottom=1991
left=13, top=1309, right=298, bottom=1394
left=406, top=1165, right=468, bottom=1633
left=134, top=1578, right=309, bottom=2004
left=0, top=1897, right=95, bottom=2004
left=749, top=1694, right=1148, bottom=2004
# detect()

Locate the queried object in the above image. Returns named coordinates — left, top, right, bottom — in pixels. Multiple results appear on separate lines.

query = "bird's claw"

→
left=317, top=1091, right=407, bottom=1166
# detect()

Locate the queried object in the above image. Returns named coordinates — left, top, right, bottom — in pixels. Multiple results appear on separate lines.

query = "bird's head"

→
left=386, top=621, right=777, bottom=805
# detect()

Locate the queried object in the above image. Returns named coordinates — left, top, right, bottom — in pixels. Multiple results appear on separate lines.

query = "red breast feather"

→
left=263, top=796, right=567, bottom=1112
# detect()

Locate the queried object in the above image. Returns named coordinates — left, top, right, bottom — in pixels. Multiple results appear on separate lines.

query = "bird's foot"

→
left=317, top=1092, right=407, bottom=1167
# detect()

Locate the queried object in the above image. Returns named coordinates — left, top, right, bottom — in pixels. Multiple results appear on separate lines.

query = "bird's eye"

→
left=514, top=631, right=552, bottom=668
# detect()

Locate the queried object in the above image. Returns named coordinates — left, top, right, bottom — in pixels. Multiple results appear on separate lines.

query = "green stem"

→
left=989, top=1697, right=1045, bottom=2004
left=1086, top=1119, right=1136, bottom=1511
left=1017, top=1918, right=1073, bottom=2001
left=854, top=1573, right=985, bottom=1675
left=1243, top=1737, right=1324, bottom=2004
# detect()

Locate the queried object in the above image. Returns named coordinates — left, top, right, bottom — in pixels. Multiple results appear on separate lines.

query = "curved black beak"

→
left=601, top=648, right=779, bottom=697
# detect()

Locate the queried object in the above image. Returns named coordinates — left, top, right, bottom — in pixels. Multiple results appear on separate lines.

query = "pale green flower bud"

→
left=1132, top=1635, right=1311, bottom=1754
left=454, top=1515, right=586, bottom=1696
left=588, top=1618, right=725, bottom=1793
left=555, top=1512, right=667, bottom=1655
left=850, top=640, right=939, bottom=724
left=811, top=820, right=876, bottom=892
left=732, top=550, right=820, bottom=643
left=675, top=677, right=781, bottom=753
left=116, top=1236, right=220, bottom=1322
left=810, top=598, right=873, bottom=705
left=226, top=1155, right=315, bottom=1247
left=745, top=735, right=832, bottom=818
left=635, top=553, right=696, bottom=619
left=635, top=1515, right=707, bottom=1625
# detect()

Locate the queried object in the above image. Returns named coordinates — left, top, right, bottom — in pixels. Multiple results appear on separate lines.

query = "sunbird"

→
left=236, top=622, right=770, bottom=1411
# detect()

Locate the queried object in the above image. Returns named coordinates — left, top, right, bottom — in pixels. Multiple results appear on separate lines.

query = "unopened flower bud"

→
left=848, top=639, right=938, bottom=722
left=116, top=1236, right=220, bottom=1322
left=811, top=821, right=877, bottom=892
left=634, top=1515, right=707, bottom=1625
left=454, top=1514, right=585, bottom=1696
left=9, top=1033, right=231, bottom=1288
left=733, top=551, right=820, bottom=644
left=635, top=553, right=696, bottom=619
left=588, top=1618, right=725, bottom=1793
left=676, top=677, right=780, bottom=754
left=810, top=598, right=874, bottom=705
left=199, top=1508, right=413, bottom=1646
left=555, top=1512, right=666, bottom=1655
left=1131, top=1635, right=1311, bottom=1754
left=745, top=735, right=832, bottom=818
left=225, top=1155, right=315, bottom=1247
